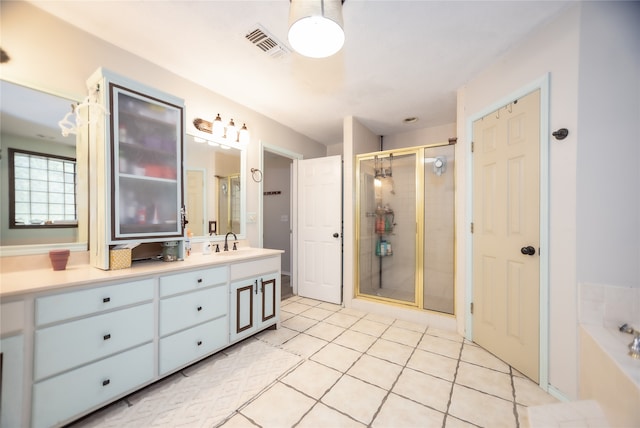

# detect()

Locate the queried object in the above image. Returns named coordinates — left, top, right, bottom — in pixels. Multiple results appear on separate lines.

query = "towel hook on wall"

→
left=552, top=128, right=569, bottom=140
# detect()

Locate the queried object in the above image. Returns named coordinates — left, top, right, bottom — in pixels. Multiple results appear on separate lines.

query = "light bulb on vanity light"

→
left=225, top=118, right=237, bottom=141
left=212, top=113, right=224, bottom=138
left=238, top=123, right=250, bottom=144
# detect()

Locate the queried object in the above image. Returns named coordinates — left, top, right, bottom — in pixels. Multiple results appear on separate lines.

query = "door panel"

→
left=297, top=155, right=342, bottom=304
left=472, top=89, right=540, bottom=382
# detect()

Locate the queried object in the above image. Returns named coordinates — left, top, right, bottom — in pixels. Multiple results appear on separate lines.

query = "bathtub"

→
left=579, top=283, right=640, bottom=427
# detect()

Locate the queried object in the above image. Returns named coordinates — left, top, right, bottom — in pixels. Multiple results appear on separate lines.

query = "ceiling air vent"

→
left=245, top=25, right=289, bottom=59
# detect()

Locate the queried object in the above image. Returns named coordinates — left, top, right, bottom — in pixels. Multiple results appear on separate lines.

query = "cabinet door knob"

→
left=102, top=379, right=110, bottom=386
left=197, top=340, right=203, bottom=346
left=103, top=333, right=111, bottom=341
left=197, top=306, right=203, bottom=312
left=103, top=297, right=111, bottom=303
left=197, top=278, right=203, bottom=284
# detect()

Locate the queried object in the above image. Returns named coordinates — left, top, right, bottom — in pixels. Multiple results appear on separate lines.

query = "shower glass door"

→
left=356, top=150, right=418, bottom=305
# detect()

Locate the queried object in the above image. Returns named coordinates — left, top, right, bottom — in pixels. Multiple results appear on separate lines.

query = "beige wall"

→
left=0, top=1, right=326, bottom=247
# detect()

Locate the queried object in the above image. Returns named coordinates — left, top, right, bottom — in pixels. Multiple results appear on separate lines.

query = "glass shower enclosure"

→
left=356, top=143, right=455, bottom=314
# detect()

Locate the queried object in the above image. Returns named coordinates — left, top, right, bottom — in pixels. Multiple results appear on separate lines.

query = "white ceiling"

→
left=26, top=0, right=571, bottom=146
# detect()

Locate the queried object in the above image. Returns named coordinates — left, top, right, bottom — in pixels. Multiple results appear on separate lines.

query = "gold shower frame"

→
left=354, top=142, right=456, bottom=316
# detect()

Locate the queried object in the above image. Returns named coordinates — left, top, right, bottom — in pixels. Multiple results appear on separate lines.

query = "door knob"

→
left=333, top=233, right=339, bottom=238
left=521, top=246, right=536, bottom=256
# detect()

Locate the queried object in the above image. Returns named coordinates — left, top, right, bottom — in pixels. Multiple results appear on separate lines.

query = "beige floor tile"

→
left=364, top=312, right=396, bottom=325
left=418, top=334, right=463, bottom=359
left=241, top=382, right=315, bottom=428
left=367, top=338, right=414, bottom=366
left=527, top=400, right=609, bottom=428
left=282, top=301, right=314, bottom=315
left=372, top=393, right=445, bottom=428
left=448, top=384, right=517, bottom=428
left=456, top=361, right=513, bottom=401
left=280, top=310, right=295, bottom=321
left=347, top=354, right=403, bottom=390
left=325, top=312, right=361, bottom=328
left=460, top=343, right=510, bottom=373
left=296, top=297, right=323, bottom=307
left=333, top=329, right=378, bottom=352
left=392, top=319, right=428, bottom=333
left=513, top=376, right=559, bottom=407
left=426, top=327, right=464, bottom=342
left=406, top=348, right=458, bottom=381
left=339, top=307, right=367, bottom=318
left=321, top=375, right=387, bottom=425
left=281, top=360, right=342, bottom=399
left=255, top=326, right=299, bottom=346
left=281, top=333, right=328, bottom=358
left=297, top=402, right=365, bottom=428
left=517, top=404, right=531, bottom=428
left=381, top=326, right=423, bottom=347
left=305, top=321, right=345, bottom=342
left=219, top=412, right=258, bottom=427
left=316, top=302, right=343, bottom=312
left=300, top=306, right=335, bottom=321
left=444, top=415, right=478, bottom=427
left=282, top=315, right=318, bottom=332
left=311, top=342, right=362, bottom=372
left=351, top=318, right=389, bottom=337
left=392, top=367, right=452, bottom=412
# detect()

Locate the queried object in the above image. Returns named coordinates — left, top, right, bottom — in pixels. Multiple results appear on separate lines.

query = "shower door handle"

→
left=333, top=233, right=340, bottom=238
left=520, top=246, right=536, bottom=256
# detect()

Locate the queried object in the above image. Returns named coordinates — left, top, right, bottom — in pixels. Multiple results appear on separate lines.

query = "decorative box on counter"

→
left=109, top=244, right=138, bottom=270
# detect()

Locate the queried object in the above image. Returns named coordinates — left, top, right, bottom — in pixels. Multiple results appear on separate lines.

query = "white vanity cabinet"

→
left=229, top=256, right=281, bottom=343
left=31, top=279, right=155, bottom=428
left=158, top=266, right=229, bottom=374
left=0, top=300, right=26, bottom=428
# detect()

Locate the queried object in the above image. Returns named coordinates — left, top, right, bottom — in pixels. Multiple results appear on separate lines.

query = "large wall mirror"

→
left=0, top=79, right=84, bottom=253
left=184, top=134, right=246, bottom=243
left=0, top=79, right=246, bottom=255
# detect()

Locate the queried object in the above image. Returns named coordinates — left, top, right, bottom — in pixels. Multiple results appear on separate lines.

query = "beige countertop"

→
left=0, top=248, right=282, bottom=298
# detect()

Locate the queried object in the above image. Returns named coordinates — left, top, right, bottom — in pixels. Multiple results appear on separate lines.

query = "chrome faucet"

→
left=224, top=232, right=237, bottom=251
left=619, top=324, right=640, bottom=359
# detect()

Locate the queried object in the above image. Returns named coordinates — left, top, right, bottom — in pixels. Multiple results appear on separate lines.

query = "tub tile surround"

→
left=70, top=296, right=560, bottom=428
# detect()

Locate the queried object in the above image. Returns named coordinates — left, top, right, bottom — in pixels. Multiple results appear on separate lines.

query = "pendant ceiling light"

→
left=288, top=0, right=345, bottom=58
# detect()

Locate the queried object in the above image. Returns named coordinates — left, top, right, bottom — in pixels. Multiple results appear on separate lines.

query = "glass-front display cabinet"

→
left=86, top=68, right=185, bottom=269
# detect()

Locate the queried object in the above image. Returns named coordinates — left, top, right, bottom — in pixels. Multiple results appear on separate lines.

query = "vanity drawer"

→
left=36, top=278, right=154, bottom=326
left=159, top=317, right=227, bottom=375
left=0, top=300, right=25, bottom=335
left=32, top=342, right=154, bottom=428
left=159, top=284, right=227, bottom=336
left=160, top=266, right=227, bottom=297
left=34, top=303, right=153, bottom=381
left=230, top=256, right=280, bottom=281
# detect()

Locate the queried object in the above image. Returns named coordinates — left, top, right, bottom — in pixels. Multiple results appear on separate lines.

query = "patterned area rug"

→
left=71, top=339, right=303, bottom=427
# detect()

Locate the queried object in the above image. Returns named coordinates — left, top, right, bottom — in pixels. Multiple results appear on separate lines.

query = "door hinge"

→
left=470, top=222, right=474, bottom=233
left=471, top=141, right=475, bottom=153
left=470, top=302, right=474, bottom=314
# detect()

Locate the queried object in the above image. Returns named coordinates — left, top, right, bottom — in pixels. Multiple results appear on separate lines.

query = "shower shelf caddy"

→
left=375, top=206, right=394, bottom=257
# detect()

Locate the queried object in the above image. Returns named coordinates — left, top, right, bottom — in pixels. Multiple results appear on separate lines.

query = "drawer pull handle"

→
left=197, top=340, right=203, bottom=346
left=102, top=379, right=110, bottom=386
left=103, top=334, right=111, bottom=341
left=197, top=278, right=203, bottom=284
left=103, top=297, right=111, bottom=303
left=197, top=306, right=203, bottom=312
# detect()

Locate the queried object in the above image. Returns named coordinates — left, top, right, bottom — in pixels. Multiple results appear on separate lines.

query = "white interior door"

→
left=297, top=155, right=342, bottom=304
left=472, top=89, right=541, bottom=382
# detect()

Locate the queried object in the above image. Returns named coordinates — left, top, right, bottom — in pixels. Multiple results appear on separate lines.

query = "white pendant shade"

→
left=288, top=0, right=345, bottom=58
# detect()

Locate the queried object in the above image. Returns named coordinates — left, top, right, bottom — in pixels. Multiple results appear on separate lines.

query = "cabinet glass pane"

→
left=111, top=85, right=183, bottom=240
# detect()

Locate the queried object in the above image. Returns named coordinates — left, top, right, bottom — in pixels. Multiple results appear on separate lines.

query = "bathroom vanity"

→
left=0, top=249, right=281, bottom=428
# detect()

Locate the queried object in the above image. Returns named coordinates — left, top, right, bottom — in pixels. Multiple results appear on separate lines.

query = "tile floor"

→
left=72, top=295, right=564, bottom=428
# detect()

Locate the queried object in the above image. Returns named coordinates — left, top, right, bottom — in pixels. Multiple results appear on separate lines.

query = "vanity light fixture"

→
left=288, top=0, right=345, bottom=58
left=193, top=116, right=250, bottom=147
